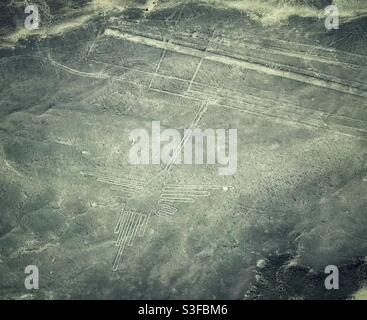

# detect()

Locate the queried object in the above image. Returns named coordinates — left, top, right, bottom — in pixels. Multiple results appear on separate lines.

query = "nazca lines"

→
left=111, top=182, right=233, bottom=269
left=161, top=101, right=207, bottom=174
left=112, top=203, right=152, bottom=271
left=91, top=30, right=367, bottom=140
left=60, top=18, right=366, bottom=268
left=34, top=52, right=367, bottom=141
left=37, top=29, right=367, bottom=140
left=79, top=102, right=229, bottom=270
left=80, top=169, right=152, bottom=271
left=81, top=171, right=147, bottom=197
left=105, top=22, right=367, bottom=97
left=157, top=184, right=233, bottom=217
left=83, top=22, right=367, bottom=140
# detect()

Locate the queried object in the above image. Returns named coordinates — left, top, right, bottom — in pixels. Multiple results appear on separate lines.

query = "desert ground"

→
left=0, top=0, right=367, bottom=299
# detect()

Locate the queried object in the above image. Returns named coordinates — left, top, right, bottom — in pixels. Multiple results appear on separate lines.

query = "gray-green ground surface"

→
left=0, top=0, right=367, bottom=299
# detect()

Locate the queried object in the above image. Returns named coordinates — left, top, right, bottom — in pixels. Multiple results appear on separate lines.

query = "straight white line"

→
left=149, top=47, right=167, bottom=88
left=116, top=211, right=134, bottom=246
left=97, top=179, right=142, bottom=190
left=187, top=29, right=216, bottom=92
left=129, top=215, right=143, bottom=246
left=114, top=203, right=126, bottom=234
left=139, top=212, right=150, bottom=237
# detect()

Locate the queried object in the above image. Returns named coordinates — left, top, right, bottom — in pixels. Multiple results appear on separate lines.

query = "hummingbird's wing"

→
left=80, top=170, right=148, bottom=197
left=156, top=183, right=234, bottom=217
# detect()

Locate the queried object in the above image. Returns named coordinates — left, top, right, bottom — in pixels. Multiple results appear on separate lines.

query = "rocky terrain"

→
left=0, top=0, right=367, bottom=299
